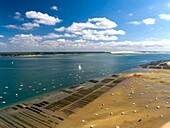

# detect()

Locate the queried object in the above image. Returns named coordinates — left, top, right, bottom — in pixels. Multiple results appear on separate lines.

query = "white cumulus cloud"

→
left=142, top=18, right=156, bottom=25
left=129, top=18, right=156, bottom=25
left=6, top=33, right=170, bottom=51
left=88, top=17, right=117, bottom=29
left=55, top=27, right=66, bottom=32
left=51, top=6, right=58, bottom=11
left=3, top=17, right=127, bottom=51
left=14, top=12, right=24, bottom=21
left=43, top=33, right=61, bottom=39
left=129, top=21, right=141, bottom=25
left=159, top=14, right=170, bottom=20
left=54, top=17, right=124, bottom=41
left=21, top=23, right=40, bottom=30
left=4, top=25, right=18, bottom=29
left=4, top=23, right=39, bottom=30
left=26, top=11, right=62, bottom=25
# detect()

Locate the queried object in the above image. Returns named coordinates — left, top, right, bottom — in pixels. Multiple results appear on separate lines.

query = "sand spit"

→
left=0, top=71, right=170, bottom=128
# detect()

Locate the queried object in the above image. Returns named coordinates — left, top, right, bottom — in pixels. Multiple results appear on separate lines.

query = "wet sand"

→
left=58, top=72, right=170, bottom=128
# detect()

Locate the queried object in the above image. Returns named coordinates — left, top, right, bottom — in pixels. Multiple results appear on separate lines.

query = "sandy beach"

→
left=58, top=72, right=170, bottom=128
left=162, top=122, right=170, bottom=128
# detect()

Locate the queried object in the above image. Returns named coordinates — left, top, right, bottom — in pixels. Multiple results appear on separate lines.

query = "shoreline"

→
left=0, top=75, right=109, bottom=110
left=0, top=73, right=123, bottom=127
left=0, top=68, right=169, bottom=127
left=0, top=67, right=147, bottom=110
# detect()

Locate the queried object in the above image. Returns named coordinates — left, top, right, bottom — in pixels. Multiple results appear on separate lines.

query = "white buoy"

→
left=110, top=112, right=114, bottom=115
left=145, top=105, right=149, bottom=108
left=12, top=62, right=14, bottom=64
left=131, top=91, right=134, bottom=94
left=129, top=97, right=132, bottom=99
left=90, top=124, right=94, bottom=128
left=156, top=106, right=160, bottom=109
left=121, top=112, right=125, bottom=115
left=133, top=110, right=137, bottom=113
left=5, top=86, right=8, bottom=89
left=81, top=120, right=85, bottom=123
left=105, top=108, right=108, bottom=110
left=95, top=113, right=98, bottom=116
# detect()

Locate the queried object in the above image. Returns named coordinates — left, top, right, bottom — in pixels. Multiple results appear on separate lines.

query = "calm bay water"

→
left=0, top=53, right=169, bottom=108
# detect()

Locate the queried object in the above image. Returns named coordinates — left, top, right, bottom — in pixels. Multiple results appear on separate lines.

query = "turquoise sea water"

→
left=0, top=53, right=169, bottom=108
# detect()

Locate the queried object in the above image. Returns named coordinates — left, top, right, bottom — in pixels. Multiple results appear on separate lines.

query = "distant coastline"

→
left=0, top=52, right=111, bottom=56
left=0, top=51, right=170, bottom=56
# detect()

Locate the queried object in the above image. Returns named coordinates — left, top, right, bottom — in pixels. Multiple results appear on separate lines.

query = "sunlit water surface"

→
left=0, top=53, right=169, bottom=108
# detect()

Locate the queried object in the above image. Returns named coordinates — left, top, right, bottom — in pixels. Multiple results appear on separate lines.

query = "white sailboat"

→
left=78, top=64, right=82, bottom=70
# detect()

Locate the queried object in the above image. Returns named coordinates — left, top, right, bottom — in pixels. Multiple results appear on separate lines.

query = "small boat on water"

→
left=2, top=101, right=6, bottom=104
left=78, top=64, right=82, bottom=70
left=15, top=93, right=18, bottom=98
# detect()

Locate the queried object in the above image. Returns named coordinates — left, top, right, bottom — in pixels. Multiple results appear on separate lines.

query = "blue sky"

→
left=0, top=0, right=170, bottom=52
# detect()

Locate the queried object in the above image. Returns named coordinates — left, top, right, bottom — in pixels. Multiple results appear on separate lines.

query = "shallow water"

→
left=0, top=53, right=169, bottom=108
